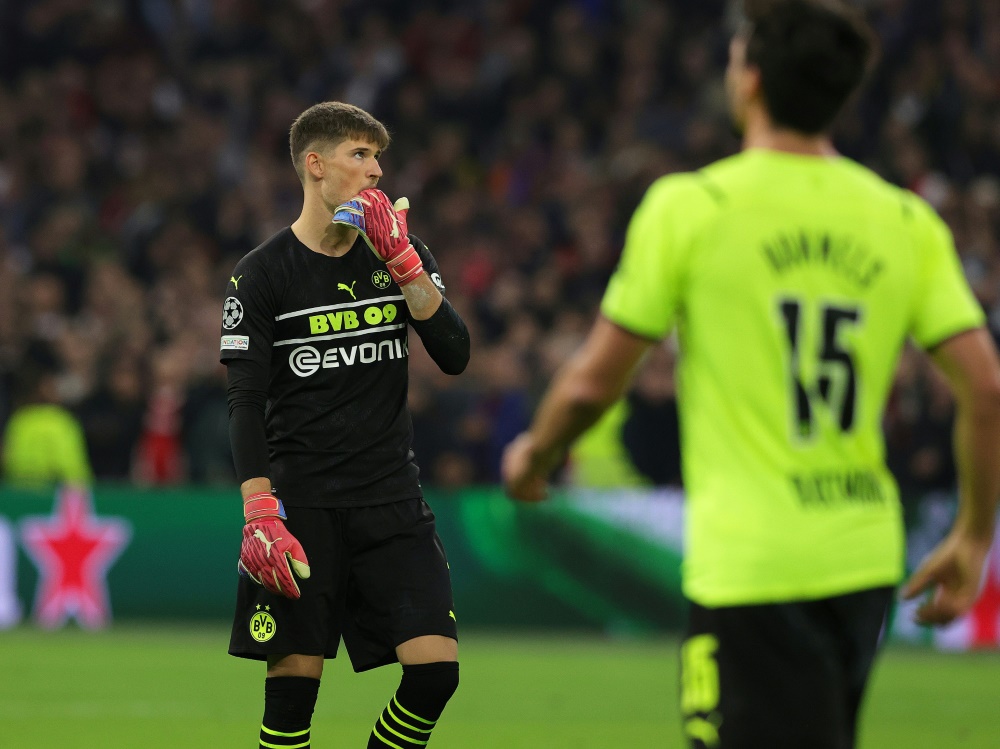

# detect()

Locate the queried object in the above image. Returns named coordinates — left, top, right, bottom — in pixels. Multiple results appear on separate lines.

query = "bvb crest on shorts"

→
left=250, top=604, right=276, bottom=642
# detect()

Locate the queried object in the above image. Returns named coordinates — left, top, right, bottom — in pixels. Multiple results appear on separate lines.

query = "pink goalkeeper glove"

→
left=238, top=493, right=311, bottom=599
left=332, top=188, right=424, bottom=286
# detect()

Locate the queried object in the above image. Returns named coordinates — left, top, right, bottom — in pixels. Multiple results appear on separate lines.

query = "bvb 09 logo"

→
left=250, top=611, right=276, bottom=642
left=372, top=269, right=392, bottom=289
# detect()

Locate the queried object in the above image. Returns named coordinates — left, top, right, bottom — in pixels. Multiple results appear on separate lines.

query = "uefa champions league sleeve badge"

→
left=223, top=297, right=245, bottom=329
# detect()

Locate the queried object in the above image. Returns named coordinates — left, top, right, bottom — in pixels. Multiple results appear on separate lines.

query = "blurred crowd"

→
left=0, top=0, right=998, bottom=498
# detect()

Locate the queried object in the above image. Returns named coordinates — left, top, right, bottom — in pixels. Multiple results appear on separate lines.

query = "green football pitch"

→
left=1, top=624, right=998, bottom=748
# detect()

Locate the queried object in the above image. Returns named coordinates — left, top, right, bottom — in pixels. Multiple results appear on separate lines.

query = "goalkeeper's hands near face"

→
left=239, top=493, right=311, bottom=599
left=331, top=188, right=424, bottom=286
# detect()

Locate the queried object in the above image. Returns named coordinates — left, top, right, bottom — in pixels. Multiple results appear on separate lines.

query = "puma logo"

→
left=338, top=281, right=357, bottom=300
left=389, top=211, right=400, bottom=239
left=230, top=275, right=243, bottom=289
left=253, top=529, right=281, bottom=558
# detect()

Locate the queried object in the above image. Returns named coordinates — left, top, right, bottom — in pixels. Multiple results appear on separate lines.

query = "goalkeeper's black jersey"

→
left=219, top=227, right=445, bottom=508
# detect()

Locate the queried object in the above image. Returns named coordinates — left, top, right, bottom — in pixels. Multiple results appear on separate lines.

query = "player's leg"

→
left=681, top=597, right=850, bottom=749
left=396, top=634, right=458, bottom=664
left=229, top=506, right=347, bottom=749
left=363, top=636, right=459, bottom=749
left=823, top=586, right=893, bottom=748
left=342, top=499, right=460, bottom=748
left=259, top=654, right=323, bottom=749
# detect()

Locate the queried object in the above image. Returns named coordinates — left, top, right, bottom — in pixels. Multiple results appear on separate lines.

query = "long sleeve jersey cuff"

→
left=409, top=297, right=470, bottom=375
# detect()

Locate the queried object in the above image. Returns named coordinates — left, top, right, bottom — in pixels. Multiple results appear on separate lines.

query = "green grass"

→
left=1, top=624, right=997, bottom=748
left=862, top=645, right=1000, bottom=748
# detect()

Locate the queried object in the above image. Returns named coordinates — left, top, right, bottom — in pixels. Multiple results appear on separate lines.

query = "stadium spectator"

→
left=77, top=355, right=145, bottom=480
left=622, top=341, right=683, bottom=487
left=885, top=345, right=959, bottom=502
left=2, top=366, right=92, bottom=487
left=132, top=343, right=190, bottom=484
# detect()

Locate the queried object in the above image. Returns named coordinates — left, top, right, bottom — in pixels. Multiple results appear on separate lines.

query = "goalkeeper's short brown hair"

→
left=742, top=0, right=878, bottom=134
left=289, top=102, right=391, bottom=181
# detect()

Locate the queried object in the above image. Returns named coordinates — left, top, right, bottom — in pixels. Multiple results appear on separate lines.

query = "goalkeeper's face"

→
left=316, top=138, right=384, bottom=214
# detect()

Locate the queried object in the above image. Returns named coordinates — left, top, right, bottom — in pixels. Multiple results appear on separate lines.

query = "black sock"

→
left=368, top=662, right=460, bottom=748
left=261, top=676, right=320, bottom=749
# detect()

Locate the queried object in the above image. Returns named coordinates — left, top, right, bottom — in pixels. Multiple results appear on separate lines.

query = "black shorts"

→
left=229, top=497, right=457, bottom=672
left=680, top=586, right=893, bottom=749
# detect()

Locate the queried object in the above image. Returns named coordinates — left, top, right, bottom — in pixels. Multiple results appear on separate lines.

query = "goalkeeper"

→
left=503, top=1, right=1000, bottom=748
left=220, top=101, right=469, bottom=749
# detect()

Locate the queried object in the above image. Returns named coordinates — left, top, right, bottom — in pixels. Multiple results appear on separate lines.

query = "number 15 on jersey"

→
left=778, top=297, right=863, bottom=441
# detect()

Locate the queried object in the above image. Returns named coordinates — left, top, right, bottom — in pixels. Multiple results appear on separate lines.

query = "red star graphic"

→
left=20, top=487, right=131, bottom=629
left=969, top=559, right=1000, bottom=648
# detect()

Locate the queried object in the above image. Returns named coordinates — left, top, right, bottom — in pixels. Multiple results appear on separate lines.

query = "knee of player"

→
left=441, top=662, right=460, bottom=699
left=433, top=661, right=460, bottom=701
left=405, top=660, right=460, bottom=703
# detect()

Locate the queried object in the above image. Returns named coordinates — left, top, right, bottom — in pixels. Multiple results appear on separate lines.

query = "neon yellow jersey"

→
left=2, top=404, right=93, bottom=487
left=569, top=400, right=650, bottom=488
left=601, top=149, right=985, bottom=606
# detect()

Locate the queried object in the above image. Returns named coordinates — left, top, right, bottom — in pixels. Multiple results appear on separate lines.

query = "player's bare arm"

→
left=902, top=327, right=1000, bottom=624
left=241, top=477, right=271, bottom=499
left=399, top=273, right=443, bottom=320
left=502, top=315, right=652, bottom=502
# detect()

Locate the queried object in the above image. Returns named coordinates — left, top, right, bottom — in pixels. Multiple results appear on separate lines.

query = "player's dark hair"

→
left=742, top=0, right=877, bottom=134
left=289, top=101, right=390, bottom=180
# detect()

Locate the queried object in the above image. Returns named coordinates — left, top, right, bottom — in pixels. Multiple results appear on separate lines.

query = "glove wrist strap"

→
left=388, top=244, right=424, bottom=286
left=244, top=492, right=286, bottom=522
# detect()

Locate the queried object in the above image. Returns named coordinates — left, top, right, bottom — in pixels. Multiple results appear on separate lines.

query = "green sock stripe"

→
left=261, top=725, right=310, bottom=737
left=260, top=739, right=310, bottom=749
left=386, top=702, right=434, bottom=734
left=378, top=716, right=429, bottom=746
left=392, top=695, right=436, bottom=725
left=372, top=725, right=407, bottom=749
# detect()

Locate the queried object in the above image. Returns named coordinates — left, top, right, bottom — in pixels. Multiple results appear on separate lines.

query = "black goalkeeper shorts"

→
left=229, top=497, right=457, bottom=672
left=680, top=586, right=893, bottom=749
